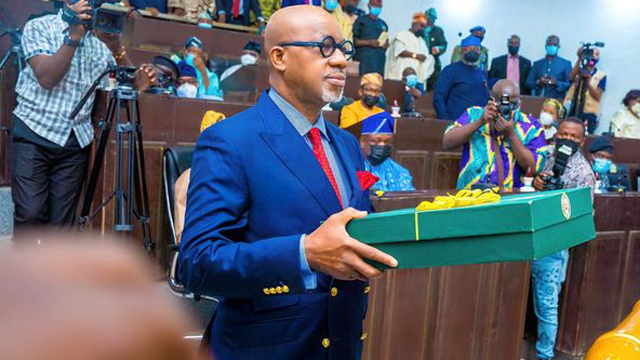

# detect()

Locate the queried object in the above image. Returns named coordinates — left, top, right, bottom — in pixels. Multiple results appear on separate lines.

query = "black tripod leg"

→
left=133, top=100, right=154, bottom=252
left=78, top=98, right=115, bottom=230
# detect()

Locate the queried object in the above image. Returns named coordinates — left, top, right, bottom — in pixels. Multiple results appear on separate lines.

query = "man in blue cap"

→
left=174, top=36, right=223, bottom=98
left=451, top=26, right=489, bottom=72
left=360, top=112, right=415, bottom=191
left=423, top=7, right=448, bottom=91
left=433, top=35, right=491, bottom=120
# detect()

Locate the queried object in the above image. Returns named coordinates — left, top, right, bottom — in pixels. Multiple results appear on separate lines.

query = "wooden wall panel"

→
left=395, top=150, right=429, bottom=190
left=430, top=152, right=461, bottom=190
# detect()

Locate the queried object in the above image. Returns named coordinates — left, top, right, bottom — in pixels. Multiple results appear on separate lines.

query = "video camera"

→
left=579, top=42, right=605, bottom=71
left=62, top=0, right=126, bottom=34
left=498, top=94, right=518, bottom=120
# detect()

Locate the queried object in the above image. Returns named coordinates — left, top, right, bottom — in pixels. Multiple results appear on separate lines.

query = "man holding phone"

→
left=442, top=79, right=548, bottom=190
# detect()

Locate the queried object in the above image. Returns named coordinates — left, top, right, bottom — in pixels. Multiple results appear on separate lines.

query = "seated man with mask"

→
left=532, top=117, right=595, bottom=360
left=361, top=112, right=415, bottom=191
left=442, top=79, right=547, bottom=190
left=176, top=61, right=200, bottom=98
left=588, top=136, right=631, bottom=192
left=220, top=40, right=262, bottom=82
left=340, top=72, right=385, bottom=129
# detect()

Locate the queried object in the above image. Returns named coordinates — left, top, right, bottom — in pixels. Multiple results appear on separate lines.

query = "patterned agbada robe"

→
left=365, top=158, right=415, bottom=192
left=446, top=107, right=548, bottom=190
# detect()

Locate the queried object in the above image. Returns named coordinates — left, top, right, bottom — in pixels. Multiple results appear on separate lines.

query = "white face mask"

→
left=177, top=83, right=198, bottom=98
left=539, top=111, right=555, bottom=126
left=631, top=103, right=640, bottom=117
left=240, top=54, right=258, bottom=66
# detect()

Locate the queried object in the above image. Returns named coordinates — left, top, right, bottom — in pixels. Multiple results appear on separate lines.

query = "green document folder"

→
left=347, top=188, right=595, bottom=269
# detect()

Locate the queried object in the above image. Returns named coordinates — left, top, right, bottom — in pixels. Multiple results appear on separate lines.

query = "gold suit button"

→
left=282, top=285, right=290, bottom=293
left=322, top=338, right=330, bottom=348
left=263, top=288, right=270, bottom=295
left=364, top=286, right=371, bottom=294
left=269, top=287, right=276, bottom=294
left=276, top=286, right=283, bottom=294
left=331, top=287, right=338, bottom=297
left=360, top=333, right=368, bottom=340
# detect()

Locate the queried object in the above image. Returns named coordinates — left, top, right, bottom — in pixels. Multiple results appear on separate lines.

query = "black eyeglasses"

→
left=278, top=36, right=355, bottom=61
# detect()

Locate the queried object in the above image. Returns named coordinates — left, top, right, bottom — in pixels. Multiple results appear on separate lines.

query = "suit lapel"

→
left=257, top=93, right=342, bottom=217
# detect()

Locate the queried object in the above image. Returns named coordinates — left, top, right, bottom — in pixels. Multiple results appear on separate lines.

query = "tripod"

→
left=0, top=26, right=24, bottom=72
left=73, top=66, right=155, bottom=252
left=568, top=72, right=587, bottom=120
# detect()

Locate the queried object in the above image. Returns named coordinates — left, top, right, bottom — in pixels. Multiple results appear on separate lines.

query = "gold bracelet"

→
left=113, top=46, right=127, bottom=61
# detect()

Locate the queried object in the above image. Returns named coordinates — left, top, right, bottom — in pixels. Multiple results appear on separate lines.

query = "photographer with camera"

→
left=531, top=117, right=595, bottom=360
left=564, top=45, right=607, bottom=134
left=442, top=79, right=547, bottom=191
left=11, top=0, right=156, bottom=237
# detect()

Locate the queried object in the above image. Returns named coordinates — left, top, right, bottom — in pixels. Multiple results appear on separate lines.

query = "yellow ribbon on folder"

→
left=413, top=189, right=501, bottom=241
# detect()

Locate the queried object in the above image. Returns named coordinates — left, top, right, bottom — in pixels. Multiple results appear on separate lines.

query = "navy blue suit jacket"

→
left=178, top=91, right=372, bottom=360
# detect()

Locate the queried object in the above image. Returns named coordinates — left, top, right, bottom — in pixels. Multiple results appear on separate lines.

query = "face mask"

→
left=198, top=22, right=213, bottom=29
left=240, top=54, right=257, bottom=66
left=362, top=94, right=380, bottom=107
left=631, top=103, right=640, bottom=116
left=325, top=0, right=339, bottom=11
left=368, top=145, right=392, bottom=166
left=462, top=51, right=480, bottom=65
left=545, top=45, right=559, bottom=56
left=539, top=112, right=555, bottom=126
left=405, top=74, right=418, bottom=88
left=593, top=158, right=612, bottom=174
left=186, top=52, right=197, bottom=66
left=508, top=45, right=519, bottom=56
left=369, top=6, right=382, bottom=17
left=177, top=83, right=198, bottom=98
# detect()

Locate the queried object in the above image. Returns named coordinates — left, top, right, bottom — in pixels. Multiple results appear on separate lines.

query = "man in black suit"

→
left=216, top=0, right=264, bottom=26
left=488, top=35, right=531, bottom=95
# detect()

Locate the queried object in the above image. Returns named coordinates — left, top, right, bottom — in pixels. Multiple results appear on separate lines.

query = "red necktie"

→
left=232, top=0, right=240, bottom=18
left=308, top=128, right=343, bottom=208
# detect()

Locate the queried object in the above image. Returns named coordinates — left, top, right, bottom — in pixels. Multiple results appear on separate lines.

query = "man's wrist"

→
left=112, top=46, right=126, bottom=61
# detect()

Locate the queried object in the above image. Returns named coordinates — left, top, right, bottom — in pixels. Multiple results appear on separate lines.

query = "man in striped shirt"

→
left=12, top=0, right=154, bottom=238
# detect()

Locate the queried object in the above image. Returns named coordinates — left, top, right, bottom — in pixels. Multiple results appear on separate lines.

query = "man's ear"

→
left=269, top=47, right=286, bottom=72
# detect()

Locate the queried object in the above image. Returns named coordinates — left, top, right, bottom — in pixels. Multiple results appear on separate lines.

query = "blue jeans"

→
left=531, top=250, right=569, bottom=360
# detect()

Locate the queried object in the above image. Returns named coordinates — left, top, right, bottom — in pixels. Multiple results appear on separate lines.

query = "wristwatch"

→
left=64, top=35, right=80, bottom=48
left=412, top=53, right=417, bottom=59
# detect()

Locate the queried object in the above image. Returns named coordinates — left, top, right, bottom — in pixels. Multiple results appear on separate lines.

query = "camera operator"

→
left=564, top=46, right=607, bottom=134
left=442, top=79, right=548, bottom=191
left=531, top=117, right=595, bottom=360
left=11, top=0, right=156, bottom=237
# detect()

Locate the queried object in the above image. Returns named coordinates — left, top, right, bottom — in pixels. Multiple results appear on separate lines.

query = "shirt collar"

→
left=268, top=89, right=329, bottom=139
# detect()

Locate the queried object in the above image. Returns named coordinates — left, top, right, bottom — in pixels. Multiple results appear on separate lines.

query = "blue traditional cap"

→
left=425, top=7, right=437, bottom=20
left=469, top=26, right=485, bottom=33
left=177, top=61, right=197, bottom=78
left=461, top=35, right=481, bottom=47
left=361, top=111, right=395, bottom=135
left=184, top=36, right=204, bottom=50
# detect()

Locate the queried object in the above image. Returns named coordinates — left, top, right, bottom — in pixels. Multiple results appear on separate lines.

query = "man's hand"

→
left=494, top=112, right=515, bottom=137
left=547, top=76, right=558, bottom=87
left=305, top=208, right=398, bottom=281
left=146, top=7, right=160, bottom=16
left=94, top=30, right=122, bottom=54
left=189, top=50, right=206, bottom=71
left=382, top=40, right=390, bottom=50
left=533, top=171, right=551, bottom=190
left=68, top=0, right=91, bottom=41
left=171, top=7, right=186, bottom=17
left=408, top=87, right=422, bottom=97
left=416, top=54, right=427, bottom=62
left=481, top=100, right=498, bottom=125
left=133, top=63, right=157, bottom=91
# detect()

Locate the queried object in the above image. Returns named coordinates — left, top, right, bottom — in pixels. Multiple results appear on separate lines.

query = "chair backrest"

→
left=162, top=146, right=195, bottom=246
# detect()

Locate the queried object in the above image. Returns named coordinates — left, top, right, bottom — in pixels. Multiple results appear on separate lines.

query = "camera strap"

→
left=491, top=136, right=505, bottom=190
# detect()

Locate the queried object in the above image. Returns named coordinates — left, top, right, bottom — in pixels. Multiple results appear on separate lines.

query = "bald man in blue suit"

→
left=178, top=6, right=397, bottom=360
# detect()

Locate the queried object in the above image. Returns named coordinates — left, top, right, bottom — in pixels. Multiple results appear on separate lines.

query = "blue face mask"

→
left=198, top=22, right=213, bottom=29
left=186, top=52, right=196, bottom=66
left=593, top=158, right=612, bottom=173
left=325, top=0, right=339, bottom=11
left=405, top=74, right=418, bottom=88
left=369, top=6, right=382, bottom=17
left=546, top=45, right=559, bottom=56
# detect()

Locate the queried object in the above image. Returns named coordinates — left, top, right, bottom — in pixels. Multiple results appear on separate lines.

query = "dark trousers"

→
left=11, top=132, right=89, bottom=238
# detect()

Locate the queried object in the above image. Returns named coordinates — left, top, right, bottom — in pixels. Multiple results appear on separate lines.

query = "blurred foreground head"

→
left=0, top=231, right=194, bottom=360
